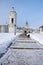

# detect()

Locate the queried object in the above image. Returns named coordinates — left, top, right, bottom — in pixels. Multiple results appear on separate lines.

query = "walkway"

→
left=0, top=34, right=43, bottom=65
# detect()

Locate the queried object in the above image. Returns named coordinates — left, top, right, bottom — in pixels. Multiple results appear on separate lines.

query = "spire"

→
left=24, top=21, right=28, bottom=29
left=26, top=21, right=28, bottom=27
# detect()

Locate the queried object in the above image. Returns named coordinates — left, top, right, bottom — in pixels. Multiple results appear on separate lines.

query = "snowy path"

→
left=0, top=34, right=43, bottom=65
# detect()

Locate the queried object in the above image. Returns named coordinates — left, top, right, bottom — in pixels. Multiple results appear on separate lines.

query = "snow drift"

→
left=0, top=33, right=21, bottom=54
left=30, top=33, right=43, bottom=45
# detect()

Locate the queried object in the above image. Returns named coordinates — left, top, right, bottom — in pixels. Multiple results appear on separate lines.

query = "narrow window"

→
left=11, top=18, right=14, bottom=24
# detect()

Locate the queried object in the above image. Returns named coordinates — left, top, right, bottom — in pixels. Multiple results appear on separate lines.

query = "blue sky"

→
left=0, top=0, right=43, bottom=28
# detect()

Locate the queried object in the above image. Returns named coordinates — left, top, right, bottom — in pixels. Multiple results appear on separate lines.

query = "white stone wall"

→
left=0, top=26, right=2, bottom=32
left=40, top=28, right=43, bottom=34
left=9, top=7, right=16, bottom=34
left=0, top=25, right=8, bottom=33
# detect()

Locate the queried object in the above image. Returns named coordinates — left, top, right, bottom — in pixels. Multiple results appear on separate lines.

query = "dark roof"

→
left=39, top=25, right=43, bottom=28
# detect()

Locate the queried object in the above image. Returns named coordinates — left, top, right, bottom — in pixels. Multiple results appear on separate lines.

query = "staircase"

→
left=1, top=34, right=43, bottom=65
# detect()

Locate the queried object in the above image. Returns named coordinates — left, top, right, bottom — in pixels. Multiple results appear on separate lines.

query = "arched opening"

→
left=11, top=18, right=14, bottom=24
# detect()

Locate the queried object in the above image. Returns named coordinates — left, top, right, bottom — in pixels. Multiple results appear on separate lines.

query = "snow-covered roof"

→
left=0, top=23, right=8, bottom=26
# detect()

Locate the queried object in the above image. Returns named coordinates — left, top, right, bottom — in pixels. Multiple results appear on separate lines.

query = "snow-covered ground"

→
left=30, top=33, right=43, bottom=45
left=0, top=33, right=21, bottom=56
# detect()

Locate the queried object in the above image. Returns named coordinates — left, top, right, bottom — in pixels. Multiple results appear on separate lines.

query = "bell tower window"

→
left=11, top=18, right=14, bottom=24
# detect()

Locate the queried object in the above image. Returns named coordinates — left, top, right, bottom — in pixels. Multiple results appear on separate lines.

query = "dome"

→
left=11, top=7, right=14, bottom=12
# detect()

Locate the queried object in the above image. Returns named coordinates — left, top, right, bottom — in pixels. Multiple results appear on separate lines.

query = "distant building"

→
left=25, top=21, right=28, bottom=29
left=23, top=21, right=32, bottom=34
left=39, top=25, right=43, bottom=34
left=0, top=25, right=8, bottom=33
left=0, top=7, right=17, bottom=35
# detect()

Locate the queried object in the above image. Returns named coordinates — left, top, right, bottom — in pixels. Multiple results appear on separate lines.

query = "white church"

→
left=0, top=7, right=17, bottom=35
left=0, top=7, right=33, bottom=35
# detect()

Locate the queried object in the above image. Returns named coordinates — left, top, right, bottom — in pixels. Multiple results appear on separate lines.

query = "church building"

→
left=0, top=7, right=17, bottom=35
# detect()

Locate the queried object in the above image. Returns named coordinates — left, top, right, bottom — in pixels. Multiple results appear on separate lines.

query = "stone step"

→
left=17, top=38, right=31, bottom=40
left=11, top=41, right=43, bottom=49
left=15, top=39, right=37, bottom=43
left=10, top=47, right=43, bottom=50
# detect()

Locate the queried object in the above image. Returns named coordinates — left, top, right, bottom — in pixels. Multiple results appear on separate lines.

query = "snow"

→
left=30, top=33, right=43, bottom=45
left=0, top=33, right=21, bottom=54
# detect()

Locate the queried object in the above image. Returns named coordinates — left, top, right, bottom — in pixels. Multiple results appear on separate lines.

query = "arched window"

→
left=11, top=18, right=14, bottom=24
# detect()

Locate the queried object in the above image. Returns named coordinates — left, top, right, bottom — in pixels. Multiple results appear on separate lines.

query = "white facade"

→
left=9, top=7, right=16, bottom=35
left=39, top=26, right=43, bottom=34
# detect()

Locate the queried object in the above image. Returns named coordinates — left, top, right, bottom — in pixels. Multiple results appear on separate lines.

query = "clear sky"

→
left=0, top=0, right=43, bottom=28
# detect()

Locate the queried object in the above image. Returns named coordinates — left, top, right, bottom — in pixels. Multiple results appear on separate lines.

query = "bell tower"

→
left=9, top=7, right=16, bottom=35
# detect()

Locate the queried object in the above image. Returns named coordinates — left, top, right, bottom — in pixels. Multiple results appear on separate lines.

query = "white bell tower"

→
left=9, top=7, right=16, bottom=35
